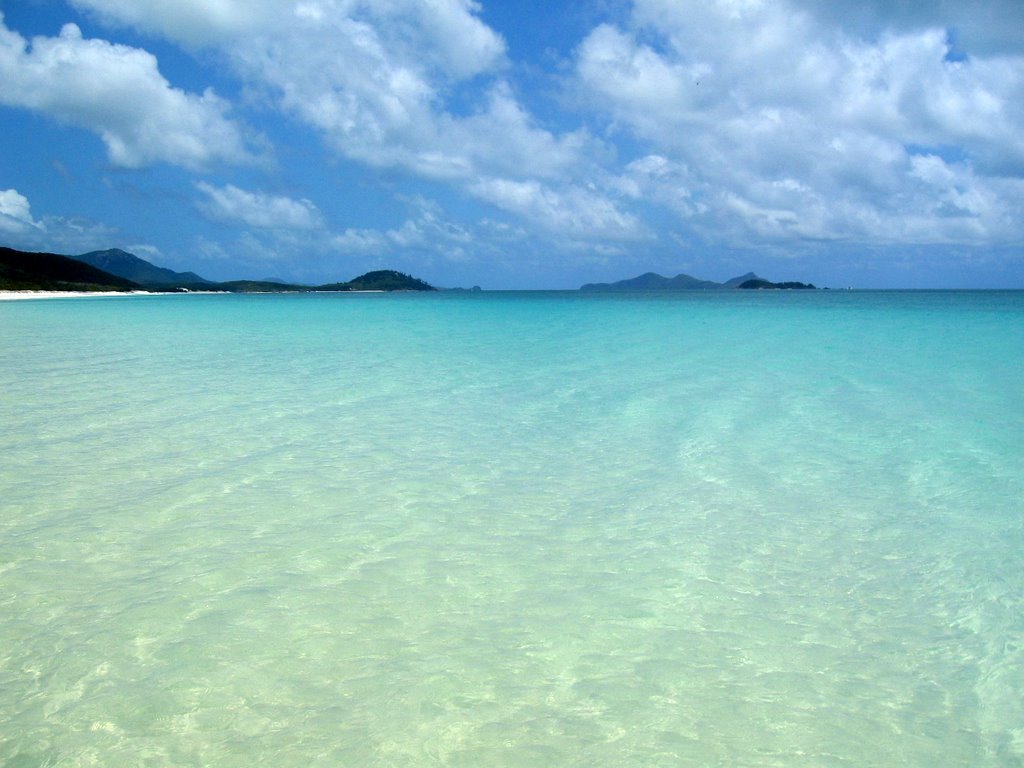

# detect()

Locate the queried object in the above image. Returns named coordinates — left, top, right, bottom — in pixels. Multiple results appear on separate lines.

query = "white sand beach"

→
left=0, top=291, right=159, bottom=301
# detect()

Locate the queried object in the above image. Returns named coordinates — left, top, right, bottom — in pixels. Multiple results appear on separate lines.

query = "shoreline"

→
left=0, top=290, right=165, bottom=301
left=0, top=289, right=396, bottom=301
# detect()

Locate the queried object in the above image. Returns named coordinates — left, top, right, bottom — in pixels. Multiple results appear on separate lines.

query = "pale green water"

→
left=1, top=290, right=1022, bottom=766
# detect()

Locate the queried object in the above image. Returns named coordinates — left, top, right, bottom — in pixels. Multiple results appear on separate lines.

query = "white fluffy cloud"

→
left=0, top=188, right=124, bottom=252
left=793, top=0, right=1024, bottom=56
left=576, top=0, right=1024, bottom=247
left=70, top=0, right=510, bottom=174
left=195, top=183, right=323, bottom=230
left=0, top=189, right=43, bottom=234
left=68, top=0, right=279, bottom=46
left=470, top=177, right=645, bottom=241
left=215, top=8, right=579, bottom=186
left=0, top=15, right=257, bottom=169
left=71, top=0, right=505, bottom=77
left=65, top=0, right=626, bottom=241
left=331, top=197, right=474, bottom=254
left=615, top=155, right=705, bottom=219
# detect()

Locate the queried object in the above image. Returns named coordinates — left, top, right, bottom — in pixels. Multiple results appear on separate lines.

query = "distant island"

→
left=2, top=245, right=820, bottom=294
left=580, top=271, right=816, bottom=291
left=0, top=246, right=437, bottom=293
left=734, top=278, right=817, bottom=290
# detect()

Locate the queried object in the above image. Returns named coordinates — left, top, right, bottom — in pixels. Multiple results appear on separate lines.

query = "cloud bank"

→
left=575, top=0, right=1024, bottom=249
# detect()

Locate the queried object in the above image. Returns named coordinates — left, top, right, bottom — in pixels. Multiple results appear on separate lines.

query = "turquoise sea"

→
left=1, top=290, right=1022, bottom=766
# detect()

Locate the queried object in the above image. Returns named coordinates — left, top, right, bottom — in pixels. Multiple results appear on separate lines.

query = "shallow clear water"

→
left=1, top=290, right=1022, bottom=766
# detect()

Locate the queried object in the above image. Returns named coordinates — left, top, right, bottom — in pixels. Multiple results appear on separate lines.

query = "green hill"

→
left=2, top=245, right=437, bottom=294
left=217, top=280, right=310, bottom=292
left=737, top=279, right=816, bottom=290
left=217, top=271, right=436, bottom=292
left=317, top=270, right=436, bottom=292
left=1, top=247, right=141, bottom=291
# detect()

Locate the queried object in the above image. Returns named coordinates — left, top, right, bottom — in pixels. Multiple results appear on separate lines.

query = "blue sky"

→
left=1, top=0, right=1023, bottom=288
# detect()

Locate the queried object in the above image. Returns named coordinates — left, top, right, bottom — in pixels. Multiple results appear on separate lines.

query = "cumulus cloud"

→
left=0, top=189, right=43, bottom=234
left=71, top=0, right=506, bottom=76
left=69, top=0, right=279, bottom=47
left=575, top=0, right=1024, bottom=247
left=470, top=177, right=646, bottom=240
left=443, top=83, right=594, bottom=180
left=218, top=15, right=571, bottom=186
left=331, top=197, right=474, bottom=255
left=792, top=0, right=1024, bottom=56
left=66, top=0, right=605, bottom=223
left=0, top=188, right=124, bottom=252
left=0, top=14, right=258, bottom=169
left=616, top=155, right=705, bottom=218
left=195, top=182, right=323, bottom=230
left=70, top=0, right=509, bottom=169
left=331, top=227, right=387, bottom=254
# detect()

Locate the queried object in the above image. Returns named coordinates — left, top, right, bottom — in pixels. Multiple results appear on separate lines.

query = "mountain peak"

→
left=582, top=271, right=726, bottom=291
left=722, top=272, right=760, bottom=288
left=76, top=249, right=211, bottom=286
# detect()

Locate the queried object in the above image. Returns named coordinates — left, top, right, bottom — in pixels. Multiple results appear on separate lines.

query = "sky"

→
left=1, top=0, right=1023, bottom=289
